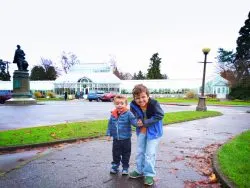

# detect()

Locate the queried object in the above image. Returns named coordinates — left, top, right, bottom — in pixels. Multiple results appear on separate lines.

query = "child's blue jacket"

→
left=130, top=98, right=164, bottom=140
left=106, top=110, right=137, bottom=140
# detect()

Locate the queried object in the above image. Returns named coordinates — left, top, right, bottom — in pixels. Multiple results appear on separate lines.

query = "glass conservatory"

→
left=54, top=63, right=121, bottom=95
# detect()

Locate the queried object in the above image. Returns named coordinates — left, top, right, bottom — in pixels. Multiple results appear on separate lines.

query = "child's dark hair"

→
left=114, top=94, right=128, bottom=105
left=132, top=84, right=150, bottom=98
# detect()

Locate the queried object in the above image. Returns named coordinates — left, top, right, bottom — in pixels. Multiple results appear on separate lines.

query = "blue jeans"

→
left=135, top=133, right=160, bottom=177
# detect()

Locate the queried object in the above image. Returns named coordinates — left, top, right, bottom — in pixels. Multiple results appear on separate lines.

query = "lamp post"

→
left=196, top=48, right=212, bottom=111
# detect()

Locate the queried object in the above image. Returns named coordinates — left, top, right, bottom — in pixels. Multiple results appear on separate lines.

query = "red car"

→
left=100, top=92, right=116, bottom=102
left=0, top=91, right=12, bottom=104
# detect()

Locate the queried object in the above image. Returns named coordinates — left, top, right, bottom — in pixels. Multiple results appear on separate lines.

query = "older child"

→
left=106, top=95, right=139, bottom=175
left=129, top=84, right=164, bottom=186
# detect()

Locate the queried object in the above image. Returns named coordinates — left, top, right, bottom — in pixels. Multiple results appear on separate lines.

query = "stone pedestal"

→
left=5, top=70, right=36, bottom=105
left=196, top=96, right=207, bottom=111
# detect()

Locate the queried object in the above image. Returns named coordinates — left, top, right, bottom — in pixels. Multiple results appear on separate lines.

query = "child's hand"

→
left=106, top=136, right=112, bottom=141
left=137, top=119, right=143, bottom=127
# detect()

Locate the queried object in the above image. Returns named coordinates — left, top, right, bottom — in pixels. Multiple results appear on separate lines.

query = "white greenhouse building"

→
left=0, top=63, right=230, bottom=99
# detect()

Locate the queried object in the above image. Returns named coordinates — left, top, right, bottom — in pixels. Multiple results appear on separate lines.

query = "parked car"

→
left=0, top=90, right=12, bottom=104
left=100, top=92, right=116, bottom=102
left=87, top=90, right=104, bottom=102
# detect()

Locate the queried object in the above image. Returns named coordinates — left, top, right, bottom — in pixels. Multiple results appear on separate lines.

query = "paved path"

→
left=0, top=106, right=249, bottom=187
left=0, top=101, right=193, bottom=130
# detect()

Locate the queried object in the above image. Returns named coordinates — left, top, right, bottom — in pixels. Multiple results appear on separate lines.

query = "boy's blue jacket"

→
left=130, top=98, right=164, bottom=140
left=106, top=110, right=137, bottom=140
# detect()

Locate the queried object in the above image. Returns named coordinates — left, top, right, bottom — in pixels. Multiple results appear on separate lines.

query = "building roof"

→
left=121, top=78, right=202, bottom=91
left=55, top=72, right=121, bottom=84
left=208, top=76, right=229, bottom=86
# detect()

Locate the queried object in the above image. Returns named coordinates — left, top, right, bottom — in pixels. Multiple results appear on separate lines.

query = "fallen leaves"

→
left=50, top=132, right=56, bottom=138
left=170, top=156, right=185, bottom=162
left=209, top=173, right=217, bottom=183
left=184, top=179, right=220, bottom=188
left=169, top=168, right=179, bottom=174
left=184, top=143, right=222, bottom=187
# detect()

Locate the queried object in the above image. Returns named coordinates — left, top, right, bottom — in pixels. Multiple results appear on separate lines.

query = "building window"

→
left=217, top=88, right=220, bottom=93
left=222, top=87, right=225, bottom=93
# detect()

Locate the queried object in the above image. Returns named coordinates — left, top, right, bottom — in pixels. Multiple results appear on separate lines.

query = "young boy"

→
left=106, top=95, right=139, bottom=175
left=129, top=84, right=164, bottom=186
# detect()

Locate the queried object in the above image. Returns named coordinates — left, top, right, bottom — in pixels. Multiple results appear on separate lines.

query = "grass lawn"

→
left=0, top=111, right=222, bottom=147
left=217, top=130, right=250, bottom=187
left=36, top=98, right=65, bottom=101
left=155, top=98, right=250, bottom=106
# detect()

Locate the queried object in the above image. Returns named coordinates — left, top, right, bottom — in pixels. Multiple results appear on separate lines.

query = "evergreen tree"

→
left=147, top=53, right=163, bottom=79
left=132, top=73, right=137, bottom=80
left=216, top=12, right=250, bottom=99
left=0, top=60, right=11, bottom=81
left=162, top=74, right=168, bottom=79
left=216, top=48, right=237, bottom=85
left=137, top=70, right=145, bottom=80
left=235, top=11, right=250, bottom=81
left=46, top=66, right=58, bottom=80
left=30, top=58, right=59, bottom=80
left=217, top=12, right=250, bottom=86
left=236, top=12, right=250, bottom=60
left=30, top=66, right=46, bottom=80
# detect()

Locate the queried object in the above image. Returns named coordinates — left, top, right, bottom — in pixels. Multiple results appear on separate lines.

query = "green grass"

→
left=155, top=98, right=250, bottom=106
left=36, top=98, right=65, bottom=101
left=217, top=130, right=250, bottom=187
left=0, top=111, right=222, bottom=147
left=163, top=111, right=221, bottom=124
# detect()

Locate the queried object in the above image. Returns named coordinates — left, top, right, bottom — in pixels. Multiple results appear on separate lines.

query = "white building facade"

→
left=0, top=63, right=230, bottom=99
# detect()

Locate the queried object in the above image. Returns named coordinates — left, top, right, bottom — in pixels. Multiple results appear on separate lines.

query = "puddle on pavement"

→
left=0, top=149, right=50, bottom=173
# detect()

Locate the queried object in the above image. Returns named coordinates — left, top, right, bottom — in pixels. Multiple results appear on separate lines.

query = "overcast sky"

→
left=0, top=0, right=249, bottom=79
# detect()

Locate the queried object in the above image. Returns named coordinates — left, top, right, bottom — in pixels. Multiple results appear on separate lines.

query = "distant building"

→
left=54, top=63, right=121, bottom=95
left=0, top=63, right=230, bottom=99
left=205, top=76, right=229, bottom=98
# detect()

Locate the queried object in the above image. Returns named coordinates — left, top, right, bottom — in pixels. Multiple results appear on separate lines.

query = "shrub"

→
left=46, top=91, right=55, bottom=98
left=206, top=97, right=220, bottom=102
left=229, top=85, right=250, bottom=100
left=34, top=91, right=42, bottom=98
left=205, top=94, right=217, bottom=98
left=185, top=91, right=196, bottom=99
left=121, top=89, right=129, bottom=94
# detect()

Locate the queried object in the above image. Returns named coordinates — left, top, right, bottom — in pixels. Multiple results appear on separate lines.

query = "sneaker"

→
left=110, top=164, right=119, bottom=174
left=110, top=168, right=119, bottom=174
left=122, top=169, right=129, bottom=175
left=129, top=171, right=143, bottom=178
left=144, top=176, right=154, bottom=186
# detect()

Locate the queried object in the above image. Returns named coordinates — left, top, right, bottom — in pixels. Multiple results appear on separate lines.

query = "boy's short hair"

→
left=114, top=94, right=128, bottom=105
left=132, top=84, right=150, bottom=98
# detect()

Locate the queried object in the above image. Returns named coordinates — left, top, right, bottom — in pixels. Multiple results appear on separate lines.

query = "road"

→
left=0, top=100, right=195, bottom=130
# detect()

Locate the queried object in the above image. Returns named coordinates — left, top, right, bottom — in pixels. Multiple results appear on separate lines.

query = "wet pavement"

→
left=0, top=105, right=249, bottom=187
left=0, top=101, right=193, bottom=130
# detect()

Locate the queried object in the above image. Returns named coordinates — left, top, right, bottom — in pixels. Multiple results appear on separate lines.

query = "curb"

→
left=0, top=136, right=100, bottom=153
left=208, top=104, right=250, bottom=107
left=212, top=147, right=237, bottom=188
left=160, top=102, right=250, bottom=107
left=160, top=103, right=191, bottom=106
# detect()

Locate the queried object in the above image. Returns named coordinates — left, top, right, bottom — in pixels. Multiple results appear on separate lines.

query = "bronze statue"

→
left=13, top=45, right=29, bottom=71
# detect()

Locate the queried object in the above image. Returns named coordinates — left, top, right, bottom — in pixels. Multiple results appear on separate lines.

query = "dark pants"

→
left=112, top=138, right=131, bottom=169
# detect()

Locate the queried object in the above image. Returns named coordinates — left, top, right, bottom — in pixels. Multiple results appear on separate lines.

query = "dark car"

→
left=87, top=90, right=104, bottom=102
left=0, top=90, right=12, bottom=104
left=100, top=92, right=116, bottom=102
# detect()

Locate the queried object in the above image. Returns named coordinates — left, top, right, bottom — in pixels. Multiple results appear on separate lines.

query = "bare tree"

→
left=61, top=51, right=80, bottom=74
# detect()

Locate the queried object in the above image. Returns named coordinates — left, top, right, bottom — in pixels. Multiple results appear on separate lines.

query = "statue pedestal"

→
left=5, top=70, right=36, bottom=105
left=196, top=96, right=207, bottom=111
